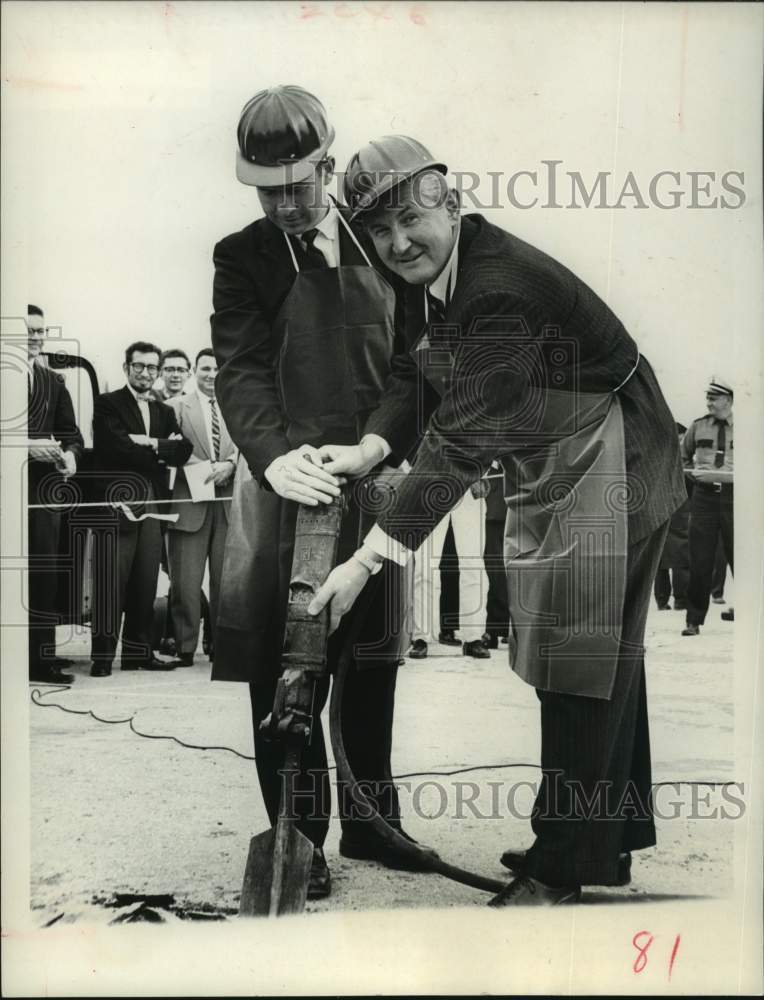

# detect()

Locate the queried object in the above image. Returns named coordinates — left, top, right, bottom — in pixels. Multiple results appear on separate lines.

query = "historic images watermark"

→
left=278, top=772, right=747, bottom=823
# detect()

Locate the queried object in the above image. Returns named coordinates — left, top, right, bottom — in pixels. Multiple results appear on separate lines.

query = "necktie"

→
left=426, top=291, right=447, bottom=329
left=210, top=397, right=221, bottom=461
left=301, top=228, right=327, bottom=270
left=714, top=419, right=726, bottom=468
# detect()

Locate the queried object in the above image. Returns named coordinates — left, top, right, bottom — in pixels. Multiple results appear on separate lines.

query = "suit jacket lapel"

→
left=119, top=386, right=148, bottom=435
left=186, top=394, right=211, bottom=460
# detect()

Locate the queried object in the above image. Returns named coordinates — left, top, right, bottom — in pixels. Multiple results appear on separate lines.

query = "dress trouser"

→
left=168, top=502, right=228, bottom=656
left=413, top=491, right=489, bottom=643
left=484, top=517, right=510, bottom=638
left=90, top=517, right=163, bottom=666
left=523, top=521, right=668, bottom=887
left=686, top=485, right=734, bottom=627
left=249, top=662, right=401, bottom=849
left=28, top=507, right=61, bottom=673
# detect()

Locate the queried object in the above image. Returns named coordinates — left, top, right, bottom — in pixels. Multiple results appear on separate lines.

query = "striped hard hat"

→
left=343, top=135, right=447, bottom=219
left=235, top=85, right=335, bottom=188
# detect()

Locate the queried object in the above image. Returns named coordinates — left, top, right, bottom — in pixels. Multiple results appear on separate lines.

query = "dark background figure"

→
left=26, top=304, right=84, bottom=684
left=653, top=422, right=691, bottom=611
left=89, top=340, right=192, bottom=676
left=710, top=538, right=728, bottom=604
left=681, top=377, right=734, bottom=636
left=438, top=519, right=460, bottom=642
left=482, top=463, right=510, bottom=646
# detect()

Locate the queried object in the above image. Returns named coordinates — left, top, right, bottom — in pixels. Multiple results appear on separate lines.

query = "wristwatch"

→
left=352, top=549, right=384, bottom=575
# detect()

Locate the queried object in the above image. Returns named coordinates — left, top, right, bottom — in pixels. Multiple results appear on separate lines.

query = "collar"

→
left=126, top=383, right=152, bottom=403
left=427, top=223, right=460, bottom=307
left=311, top=200, right=339, bottom=243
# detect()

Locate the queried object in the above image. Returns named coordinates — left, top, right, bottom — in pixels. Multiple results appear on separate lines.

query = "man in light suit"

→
left=167, top=349, right=236, bottom=665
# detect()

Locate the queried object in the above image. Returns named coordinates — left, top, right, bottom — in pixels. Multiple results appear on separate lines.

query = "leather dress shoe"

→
left=89, top=664, right=112, bottom=678
left=438, top=629, right=461, bottom=646
left=463, top=639, right=490, bottom=659
left=339, top=832, right=436, bottom=872
left=681, top=624, right=700, bottom=636
left=720, top=607, right=735, bottom=621
left=711, top=595, right=726, bottom=604
left=481, top=632, right=499, bottom=649
left=176, top=653, right=195, bottom=666
left=500, top=847, right=631, bottom=886
left=408, top=639, right=428, bottom=659
left=656, top=603, right=670, bottom=611
left=672, top=599, right=687, bottom=611
left=488, top=875, right=581, bottom=907
left=142, top=657, right=178, bottom=671
left=31, top=666, right=75, bottom=684
left=307, top=847, right=331, bottom=900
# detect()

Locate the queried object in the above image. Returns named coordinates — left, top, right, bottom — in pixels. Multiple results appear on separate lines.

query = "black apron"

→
left=214, top=215, right=406, bottom=683
left=414, top=293, right=639, bottom=700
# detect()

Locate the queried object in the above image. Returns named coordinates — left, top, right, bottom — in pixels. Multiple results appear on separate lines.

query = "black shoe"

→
left=202, top=638, right=211, bottom=657
left=481, top=632, right=499, bottom=649
left=339, top=832, right=437, bottom=872
left=463, top=639, right=490, bottom=659
left=307, top=847, right=331, bottom=900
left=30, top=666, right=75, bottom=684
left=89, top=664, right=112, bottom=678
left=500, top=848, right=631, bottom=886
left=656, top=603, right=670, bottom=611
left=50, top=656, right=75, bottom=669
left=681, top=624, right=700, bottom=636
left=408, top=639, right=428, bottom=659
left=672, top=599, right=687, bottom=611
left=438, top=629, right=461, bottom=646
left=176, top=653, right=195, bottom=666
left=141, top=657, right=178, bottom=671
left=720, top=608, right=735, bottom=622
left=488, top=875, right=581, bottom=907
left=711, top=595, right=726, bottom=604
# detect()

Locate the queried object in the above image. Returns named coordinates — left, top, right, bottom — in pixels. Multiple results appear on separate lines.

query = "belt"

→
left=696, top=481, right=733, bottom=495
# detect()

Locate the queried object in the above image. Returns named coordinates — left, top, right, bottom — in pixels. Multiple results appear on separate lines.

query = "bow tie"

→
left=134, top=392, right=152, bottom=402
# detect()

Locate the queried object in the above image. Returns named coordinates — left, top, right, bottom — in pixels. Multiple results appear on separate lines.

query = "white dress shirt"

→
left=126, top=382, right=152, bottom=435
left=302, top=201, right=340, bottom=268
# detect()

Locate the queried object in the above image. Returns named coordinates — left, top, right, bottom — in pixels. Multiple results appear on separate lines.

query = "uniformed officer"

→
left=681, top=377, right=734, bottom=635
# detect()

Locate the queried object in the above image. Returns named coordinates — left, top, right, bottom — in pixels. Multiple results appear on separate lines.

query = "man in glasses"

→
left=89, top=341, right=192, bottom=676
left=155, top=349, right=192, bottom=401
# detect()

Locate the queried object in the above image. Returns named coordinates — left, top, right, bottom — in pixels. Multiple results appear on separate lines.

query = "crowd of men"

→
left=26, top=321, right=235, bottom=683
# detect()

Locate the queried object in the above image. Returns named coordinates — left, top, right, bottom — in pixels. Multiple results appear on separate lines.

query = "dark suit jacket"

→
left=211, top=205, right=408, bottom=483
left=28, top=364, right=84, bottom=504
left=364, top=213, right=687, bottom=546
left=92, top=386, right=193, bottom=517
left=167, top=392, right=237, bottom=533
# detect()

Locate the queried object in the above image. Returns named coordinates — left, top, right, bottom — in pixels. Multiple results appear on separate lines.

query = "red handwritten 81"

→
left=632, top=931, right=681, bottom=980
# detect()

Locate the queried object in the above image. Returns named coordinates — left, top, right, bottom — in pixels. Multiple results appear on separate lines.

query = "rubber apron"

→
left=414, top=306, right=639, bottom=700
left=214, top=216, right=397, bottom=683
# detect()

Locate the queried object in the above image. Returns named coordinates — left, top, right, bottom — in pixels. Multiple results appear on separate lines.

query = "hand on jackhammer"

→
left=264, top=445, right=344, bottom=505
left=308, top=556, right=370, bottom=635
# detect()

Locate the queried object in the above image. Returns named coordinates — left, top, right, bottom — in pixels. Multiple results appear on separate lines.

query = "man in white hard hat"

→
left=210, top=89, right=424, bottom=901
left=680, top=376, right=734, bottom=635
left=309, top=136, right=687, bottom=906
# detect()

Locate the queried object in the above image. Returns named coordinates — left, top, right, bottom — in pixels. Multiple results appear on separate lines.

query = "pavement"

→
left=29, top=596, right=737, bottom=924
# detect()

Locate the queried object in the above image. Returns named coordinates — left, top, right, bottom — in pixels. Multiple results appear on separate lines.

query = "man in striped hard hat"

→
left=211, top=88, right=425, bottom=901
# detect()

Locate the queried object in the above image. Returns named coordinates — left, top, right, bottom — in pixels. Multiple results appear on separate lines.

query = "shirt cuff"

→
left=361, top=433, right=392, bottom=462
left=363, top=523, right=413, bottom=567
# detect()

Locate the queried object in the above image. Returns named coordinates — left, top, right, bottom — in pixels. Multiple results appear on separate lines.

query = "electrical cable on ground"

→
left=29, top=686, right=738, bottom=787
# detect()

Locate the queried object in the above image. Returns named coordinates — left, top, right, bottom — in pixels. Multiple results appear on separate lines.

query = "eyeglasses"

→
left=162, top=366, right=190, bottom=375
left=129, top=362, right=160, bottom=375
